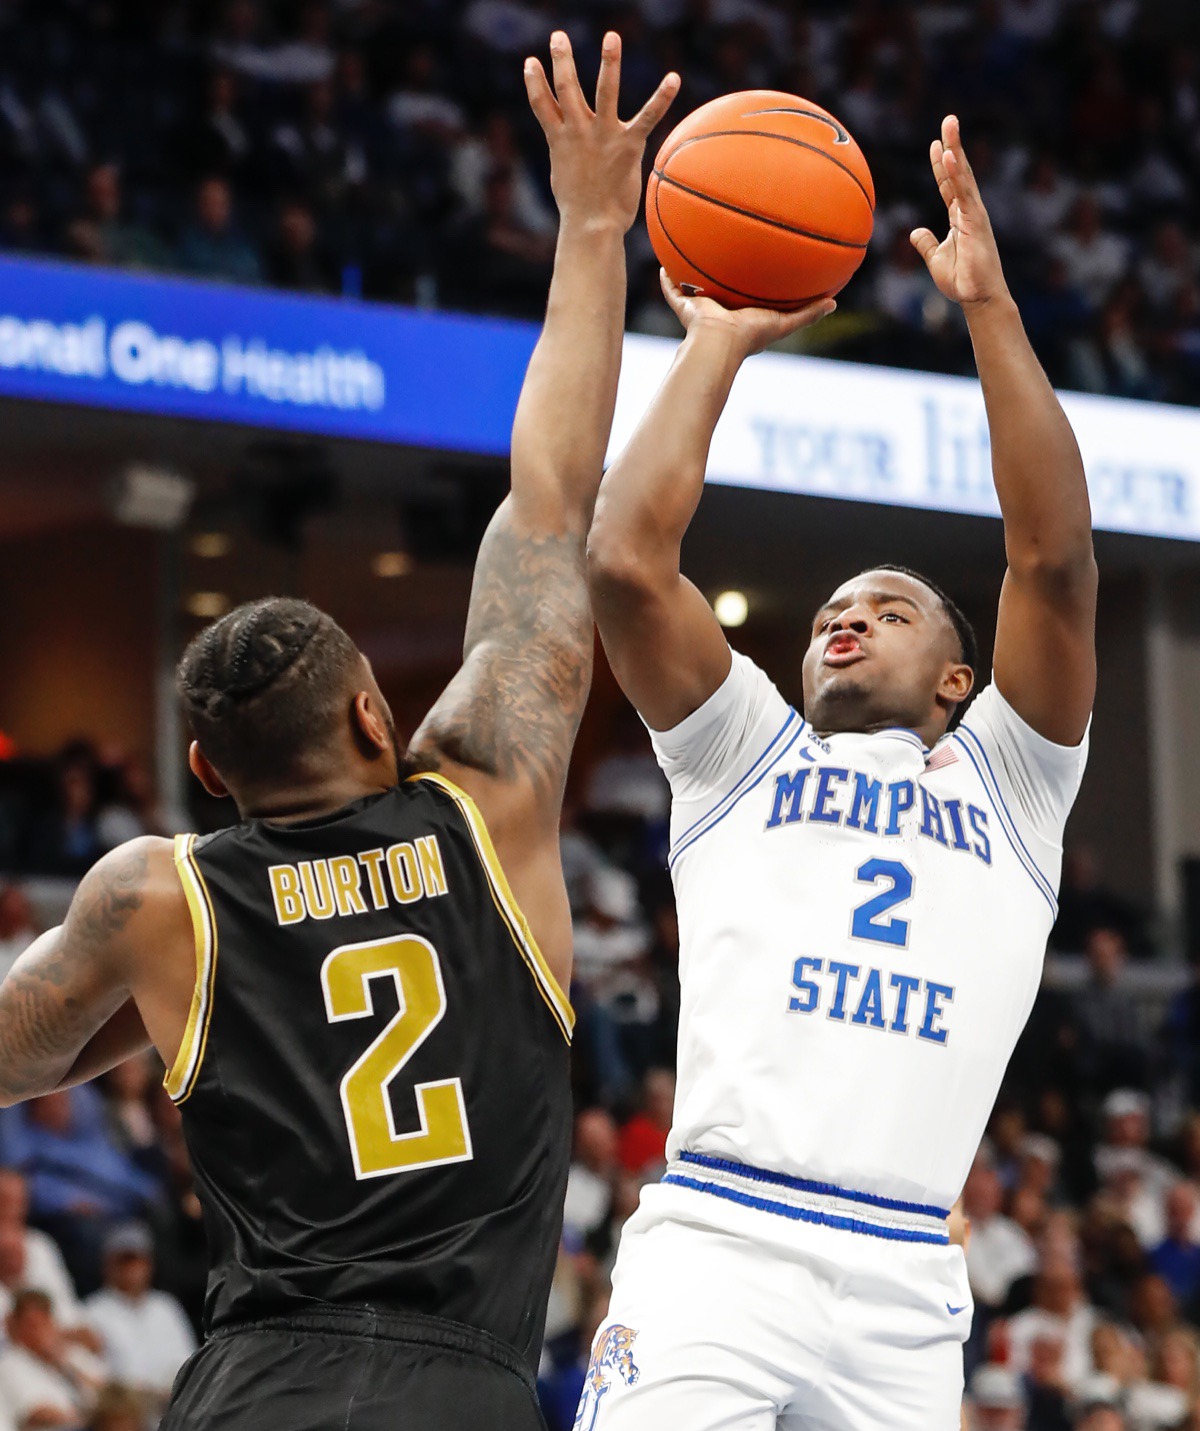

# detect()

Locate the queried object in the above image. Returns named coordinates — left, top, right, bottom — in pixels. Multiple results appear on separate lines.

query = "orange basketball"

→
left=646, top=90, right=875, bottom=311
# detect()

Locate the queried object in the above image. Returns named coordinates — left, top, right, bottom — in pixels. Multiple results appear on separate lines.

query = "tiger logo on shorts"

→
left=573, top=1323, right=640, bottom=1431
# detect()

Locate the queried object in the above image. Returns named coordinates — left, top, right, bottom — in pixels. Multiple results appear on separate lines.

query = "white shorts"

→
left=576, top=1173, right=971, bottom=1431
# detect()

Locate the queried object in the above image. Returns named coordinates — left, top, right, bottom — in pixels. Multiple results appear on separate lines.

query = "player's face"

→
left=801, top=570, right=966, bottom=737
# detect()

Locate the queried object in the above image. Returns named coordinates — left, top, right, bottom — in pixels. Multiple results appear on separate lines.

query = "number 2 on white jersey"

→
left=851, top=858, right=914, bottom=948
left=321, top=934, right=473, bottom=1180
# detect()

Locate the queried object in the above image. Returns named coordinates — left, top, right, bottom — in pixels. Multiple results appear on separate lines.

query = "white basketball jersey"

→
left=651, top=652, right=1088, bottom=1218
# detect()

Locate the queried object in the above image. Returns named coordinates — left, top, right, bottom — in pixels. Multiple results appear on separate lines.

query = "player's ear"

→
left=940, top=662, right=974, bottom=714
left=189, top=741, right=229, bottom=799
left=351, top=690, right=392, bottom=759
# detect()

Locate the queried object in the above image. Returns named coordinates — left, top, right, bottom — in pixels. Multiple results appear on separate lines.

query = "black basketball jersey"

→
left=167, top=773, right=574, bottom=1368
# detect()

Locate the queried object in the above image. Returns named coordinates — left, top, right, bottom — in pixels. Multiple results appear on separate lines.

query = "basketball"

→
left=646, top=90, right=875, bottom=310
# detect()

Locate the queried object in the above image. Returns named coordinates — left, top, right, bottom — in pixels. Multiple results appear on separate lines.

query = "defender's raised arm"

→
left=410, top=33, right=678, bottom=983
left=911, top=115, right=1097, bottom=745
left=587, top=278, right=832, bottom=732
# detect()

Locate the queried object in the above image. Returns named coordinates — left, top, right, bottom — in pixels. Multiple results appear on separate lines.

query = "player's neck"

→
left=238, top=771, right=396, bottom=825
left=810, top=714, right=946, bottom=748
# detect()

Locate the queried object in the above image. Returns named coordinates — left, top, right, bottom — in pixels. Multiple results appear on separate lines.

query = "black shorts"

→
left=161, top=1305, right=547, bottom=1431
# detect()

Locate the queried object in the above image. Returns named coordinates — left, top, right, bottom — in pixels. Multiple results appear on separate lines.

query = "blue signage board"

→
left=2, top=255, right=1200, bottom=542
left=0, top=255, right=537, bottom=455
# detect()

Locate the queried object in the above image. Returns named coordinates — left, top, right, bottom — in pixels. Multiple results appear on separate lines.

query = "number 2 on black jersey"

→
left=321, top=935, right=474, bottom=1180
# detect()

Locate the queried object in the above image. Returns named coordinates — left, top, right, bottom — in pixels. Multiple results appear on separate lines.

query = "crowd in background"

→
left=0, top=0, right=1197, bottom=402
left=1, top=719, right=1199, bottom=1429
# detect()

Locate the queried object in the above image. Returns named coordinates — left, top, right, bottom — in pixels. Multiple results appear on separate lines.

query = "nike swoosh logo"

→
left=946, top=1303, right=969, bottom=1316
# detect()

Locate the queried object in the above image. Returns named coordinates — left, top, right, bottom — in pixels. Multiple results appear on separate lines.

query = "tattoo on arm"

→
left=415, top=508, right=593, bottom=812
left=0, top=844, right=147, bottom=1103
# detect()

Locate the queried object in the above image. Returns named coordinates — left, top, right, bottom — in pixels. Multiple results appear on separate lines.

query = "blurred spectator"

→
left=573, top=868, right=651, bottom=995
left=3, top=1088, right=160, bottom=1293
left=100, top=1059, right=165, bottom=1185
left=0, top=192, right=43, bottom=255
left=1150, top=1183, right=1200, bottom=1313
left=176, top=176, right=262, bottom=286
left=270, top=79, right=366, bottom=214
left=1024, top=1327, right=1072, bottom=1431
left=1018, top=1136, right=1063, bottom=1206
left=1128, top=1271, right=1180, bottom=1344
left=175, top=69, right=255, bottom=184
left=1138, top=222, right=1197, bottom=316
left=1008, top=1256, right=1098, bottom=1392
left=446, top=165, right=555, bottom=319
left=559, top=802, right=608, bottom=918
left=1073, top=1399, right=1126, bottom=1431
left=0, top=1171, right=87, bottom=1336
left=964, top=1158, right=1038, bottom=1313
left=1051, top=196, right=1129, bottom=313
left=451, top=110, right=554, bottom=238
left=643, top=883, right=680, bottom=1068
left=26, top=745, right=105, bottom=879
left=0, top=1289, right=105, bottom=1428
left=1089, top=1320, right=1140, bottom=1388
left=1052, top=848, right=1149, bottom=955
left=1096, top=1092, right=1160, bottom=1175
left=1081, top=281, right=1157, bottom=401
left=616, top=1069, right=674, bottom=1178
left=1161, top=961, right=1200, bottom=1110
left=562, top=1110, right=617, bottom=1250
left=263, top=199, right=338, bottom=292
left=583, top=712, right=669, bottom=825
left=0, top=885, right=39, bottom=981
left=260, top=2, right=336, bottom=86
left=387, top=44, right=466, bottom=140
left=95, top=757, right=161, bottom=853
left=83, top=1222, right=196, bottom=1419
left=874, top=227, right=938, bottom=330
left=1013, top=156, right=1078, bottom=248
left=62, top=164, right=165, bottom=272
left=1131, top=1327, right=1200, bottom=1425
left=967, top=1363, right=1026, bottom=1428
left=1071, top=931, right=1150, bottom=1096
left=86, top=1384, right=148, bottom=1431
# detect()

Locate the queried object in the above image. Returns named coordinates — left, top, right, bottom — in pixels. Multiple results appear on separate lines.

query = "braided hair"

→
left=177, top=597, right=364, bottom=786
left=864, top=564, right=979, bottom=729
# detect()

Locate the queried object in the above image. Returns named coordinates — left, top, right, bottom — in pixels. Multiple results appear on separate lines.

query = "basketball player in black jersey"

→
left=0, top=35, right=678, bottom=1431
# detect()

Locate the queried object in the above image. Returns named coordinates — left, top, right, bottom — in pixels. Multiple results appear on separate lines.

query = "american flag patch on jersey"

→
left=925, top=746, right=959, bottom=771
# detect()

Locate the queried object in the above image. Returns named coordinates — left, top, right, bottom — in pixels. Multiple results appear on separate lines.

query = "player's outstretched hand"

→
left=524, top=31, right=679, bottom=233
left=659, top=269, right=835, bottom=357
left=910, top=116, right=1009, bottom=309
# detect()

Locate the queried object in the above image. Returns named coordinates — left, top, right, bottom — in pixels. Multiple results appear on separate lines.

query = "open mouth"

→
left=824, top=634, right=865, bottom=666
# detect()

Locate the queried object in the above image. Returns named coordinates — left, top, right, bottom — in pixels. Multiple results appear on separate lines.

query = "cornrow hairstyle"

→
left=177, top=597, right=364, bottom=787
left=866, top=564, right=979, bottom=729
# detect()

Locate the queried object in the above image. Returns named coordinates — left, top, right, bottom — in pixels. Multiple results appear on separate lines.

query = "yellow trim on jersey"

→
left=409, top=773, right=574, bottom=1042
left=164, top=834, right=219, bottom=1104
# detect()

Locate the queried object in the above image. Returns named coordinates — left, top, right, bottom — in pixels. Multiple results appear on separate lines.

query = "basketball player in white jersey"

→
left=577, top=117, right=1096, bottom=1430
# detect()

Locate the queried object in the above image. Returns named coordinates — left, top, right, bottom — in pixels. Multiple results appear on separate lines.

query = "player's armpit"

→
left=409, top=497, right=593, bottom=828
left=0, top=837, right=176, bottom=1106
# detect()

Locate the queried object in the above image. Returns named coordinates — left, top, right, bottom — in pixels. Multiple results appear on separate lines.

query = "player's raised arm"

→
left=0, top=839, right=176, bottom=1106
left=409, top=35, right=678, bottom=961
left=911, top=116, right=1097, bottom=745
left=586, top=278, right=832, bottom=731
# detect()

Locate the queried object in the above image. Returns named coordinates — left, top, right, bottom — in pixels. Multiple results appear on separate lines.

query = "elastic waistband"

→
left=209, top=1303, right=535, bottom=1390
left=663, top=1151, right=951, bottom=1245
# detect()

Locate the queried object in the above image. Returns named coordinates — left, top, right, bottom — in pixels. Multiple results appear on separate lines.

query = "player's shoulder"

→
left=954, top=680, right=1090, bottom=762
left=67, top=836, right=189, bottom=946
left=77, top=835, right=179, bottom=898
